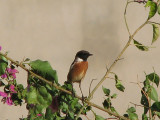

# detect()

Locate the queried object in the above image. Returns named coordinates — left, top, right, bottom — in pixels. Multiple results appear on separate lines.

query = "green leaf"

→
left=103, top=98, right=111, bottom=109
left=102, top=86, right=110, bottom=96
left=38, top=86, right=48, bottom=97
left=61, top=102, right=68, bottom=113
left=26, top=86, right=38, bottom=104
left=141, top=94, right=149, bottom=114
left=127, top=107, right=136, bottom=113
left=142, top=114, right=148, bottom=120
left=143, top=78, right=150, bottom=88
left=45, top=107, right=54, bottom=120
left=22, top=89, right=27, bottom=98
left=95, top=115, right=105, bottom=120
left=35, top=105, right=44, bottom=113
left=115, top=79, right=125, bottom=92
left=71, top=99, right=78, bottom=109
left=128, top=113, right=138, bottom=120
left=110, top=106, right=118, bottom=114
left=158, top=3, right=160, bottom=15
left=111, top=93, right=117, bottom=99
left=0, top=55, right=8, bottom=75
left=154, top=111, right=160, bottom=118
left=115, top=74, right=125, bottom=92
left=147, top=72, right=159, bottom=87
left=145, top=1, right=157, bottom=19
left=152, top=24, right=159, bottom=44
left=133, top=40, right=149, bottom=51
left=127, top=107, right=138, bottom=120
left=151, top=102, right=160, bottom=113
left=147, top=86, right=158, bottom=102
left=29, top=60, right=58, bottom=84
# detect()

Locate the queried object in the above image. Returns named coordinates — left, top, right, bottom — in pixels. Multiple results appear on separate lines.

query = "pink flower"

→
left=6, top=97, right=13, bottom=106
left=1, top=74, right=7, bottom=79
left=0, top=46, right=1, bottom=51
left=6, top=68, right=18, bottom=79
left=0, top=91, right=8, bottom=97
left=10, top=85, right=17, bottom=93
left=37, top=114, right=42, bottom=117
left=0, top=91, right=14, bottom=106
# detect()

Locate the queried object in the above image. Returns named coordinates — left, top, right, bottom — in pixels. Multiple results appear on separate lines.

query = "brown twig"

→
left=89, top=79, right=97, bottom=95
left=130, top=102, right=149, bottom=108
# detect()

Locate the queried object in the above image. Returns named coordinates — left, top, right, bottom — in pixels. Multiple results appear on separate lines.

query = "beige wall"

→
left=0, top=0, right=160, bottom=119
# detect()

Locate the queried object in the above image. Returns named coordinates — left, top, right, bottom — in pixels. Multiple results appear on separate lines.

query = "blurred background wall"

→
left=0, top=0, right=160, bottom=119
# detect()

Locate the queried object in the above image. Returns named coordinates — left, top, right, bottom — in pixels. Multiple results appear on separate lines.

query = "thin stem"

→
left=148, top=21, right=160, bottom=25
left=0, top=52, right=129, bottom=120
left=88, top=20, right=148, bottom=99
left=130, top=102, right=149, bottom=108
left=124, top=0, right=132, bottom=36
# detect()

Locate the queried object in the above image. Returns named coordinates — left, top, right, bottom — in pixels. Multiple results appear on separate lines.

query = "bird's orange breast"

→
left=67, top=61, right=88, bottom=83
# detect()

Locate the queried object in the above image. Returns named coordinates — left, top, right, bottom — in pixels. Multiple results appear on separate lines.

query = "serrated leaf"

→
left=145, top=1, right=157, bottom=19
left=147, top=86, right=158, bottom=102
left=102, top=86, right=110, bottom=96
left=26, top=86, right=38, bottom=104
left=29, top=60, right=58, bottom=84
left=0, top=55, right=8, bottom=75
left=147, top=72, right=159, bottom=87
left=38, top=86, right=48, bottom=97
left=152, top=24, right=159, bottom=44
left=95, top=115, right=105, bottom=120
left=133, top=40, right=149, bottom=51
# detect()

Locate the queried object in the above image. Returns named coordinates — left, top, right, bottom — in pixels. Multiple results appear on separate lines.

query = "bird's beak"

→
left=89, top=53, right=93, bottom=56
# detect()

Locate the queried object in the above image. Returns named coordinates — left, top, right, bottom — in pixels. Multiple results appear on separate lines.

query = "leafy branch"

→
left=0, top=0, right=160, bottom=120
left=0, top=52, right=129, bottom=120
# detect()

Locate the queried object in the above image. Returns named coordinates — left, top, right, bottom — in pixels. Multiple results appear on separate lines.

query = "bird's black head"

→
left=76, top=50, right=93, bottom=61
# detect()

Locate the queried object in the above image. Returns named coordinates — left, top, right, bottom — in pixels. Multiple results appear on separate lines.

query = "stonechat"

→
left=67, top=50, right=92, bottom=99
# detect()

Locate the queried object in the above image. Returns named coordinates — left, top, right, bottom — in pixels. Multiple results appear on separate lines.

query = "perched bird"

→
left=67, top=50, right=92, bottom=99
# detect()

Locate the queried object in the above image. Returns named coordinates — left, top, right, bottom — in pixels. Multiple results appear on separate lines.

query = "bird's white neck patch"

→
left=75, top=57, right=83, bottom=62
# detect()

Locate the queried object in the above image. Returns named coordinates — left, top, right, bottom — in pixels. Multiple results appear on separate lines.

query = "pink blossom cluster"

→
left=1, top=68, right=18, bottom=79
left=0, top=46, right=18, bottom=106
left=0, top=85, right=17, bottom=106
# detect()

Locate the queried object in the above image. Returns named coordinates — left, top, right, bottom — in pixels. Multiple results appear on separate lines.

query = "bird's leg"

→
left=71, top=83, right=75, bottom=97
left=79, top=82, right=85, bottom=104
